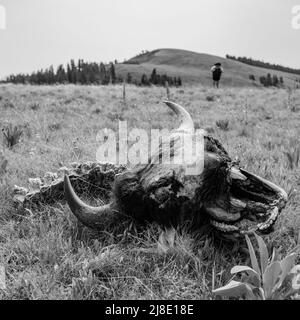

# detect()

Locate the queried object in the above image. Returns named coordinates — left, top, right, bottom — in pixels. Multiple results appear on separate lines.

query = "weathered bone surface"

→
left=13, top=162, right=127, bottom=208
left=15, top=101, right=288, bottom=241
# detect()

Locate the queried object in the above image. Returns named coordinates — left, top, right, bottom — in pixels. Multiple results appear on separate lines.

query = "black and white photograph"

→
left=0, top=0, right=300, bottom=304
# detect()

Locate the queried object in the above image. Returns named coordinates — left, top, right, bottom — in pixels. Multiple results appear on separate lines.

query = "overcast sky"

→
left=0, top=0, right=299, bottom=78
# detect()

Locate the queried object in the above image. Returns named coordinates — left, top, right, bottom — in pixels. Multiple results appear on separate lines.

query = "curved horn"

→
left=64, top=175, right=116, bottom=229
left=164, top=101, right=194, bottom=133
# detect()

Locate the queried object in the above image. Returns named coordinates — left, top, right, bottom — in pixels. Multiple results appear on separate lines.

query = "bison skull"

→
left=64, top=101, right=288, bottom=240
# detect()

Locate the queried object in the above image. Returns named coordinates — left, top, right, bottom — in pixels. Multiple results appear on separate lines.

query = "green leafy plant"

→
left=284, top=146, right=300, bottom=170
left=216, top=119, right=229, bottom=131
left=206, top=95, right=215, bottom=102
left=213, top=233, right=300, bottom=300
left=2, top=124, right=23, bottom=149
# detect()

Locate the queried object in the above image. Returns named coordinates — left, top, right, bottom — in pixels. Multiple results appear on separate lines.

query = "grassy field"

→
left=0, top=83, right=299, bottom=300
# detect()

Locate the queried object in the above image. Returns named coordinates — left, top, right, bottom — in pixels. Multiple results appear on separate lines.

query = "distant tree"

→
left=156, top=74, right=161, bottom=85
left=150, top=68, right=158, bottom=85
left=70, top=59, right=77, bottom=83
left=47, top=65, right=55, bottom=84
left=227, top=54, right=300, bottom=76
left=259, top=76, right=266, bottom=86
left=272, top=74, right=279, bottom=87
left=168, top=76, right=174, bottom=86
left=5, top=57, right=183, bottom=87
left=126, top=73, right=132, bottom=84
left=161, top=74, right=168, bottom=85
left=77, top=59, right=85, bottom=84
left=265, top=73, right=272, bottom=87
left=56, top=65, right=67, bottom=83
left=141, top=74, right=149, bottom=86
left=66, top=63, right=72, bottom=83
left=279, top=76, right=284, bottom=85
left=258, top=73, right=282, bottom=87
left=249, top=74, right=256, bottom=81
left=99, top=63, right=107, bottom=84
left=109, top=63, right=116, bottom=84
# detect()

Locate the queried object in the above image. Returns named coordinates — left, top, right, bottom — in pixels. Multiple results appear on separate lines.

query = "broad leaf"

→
left=271, top=247, right=280, bottom=263
left=231, top=265, right=258, bottom=275
left=245, top=235, right=261, bottom=275
left=212, top=280, right=256, bottom=299
left=290, top=265, right=300, bottom=274
left=231, top=265, right=261, bottom=287
left=275, top=253, right=297, bottom=289
left=292, top=273, right=300, bottom=291
left=263, top=261, right=282, bottom=299
left=157, top=228, right=176, bottom=253
left=164, top=227, right=176, bottom=247
left=254, top=233, right=269, bottom=274
left=290, top=265, right=300, bottom=291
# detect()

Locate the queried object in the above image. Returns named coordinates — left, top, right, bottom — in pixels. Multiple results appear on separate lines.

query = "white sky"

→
left=0, top=0, right=300, bottom=78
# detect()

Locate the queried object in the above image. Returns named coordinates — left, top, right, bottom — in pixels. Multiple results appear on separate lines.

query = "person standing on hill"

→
left=211, top=63, right=223, bottom=88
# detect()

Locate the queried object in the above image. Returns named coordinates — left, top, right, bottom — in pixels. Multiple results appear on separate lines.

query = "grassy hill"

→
left=116, top=48, right=300, bottom=87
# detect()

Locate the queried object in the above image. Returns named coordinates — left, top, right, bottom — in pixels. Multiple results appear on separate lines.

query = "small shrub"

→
left=264, top=114, right=272, bottom=120
left=3, top=100, right=15, bottom=109
left=204, top=126, right=215, bottom=134
left=206, top=95, right=215, bottom=102
left=284, top=146, right=300, bottom=170
left=216, top=119, right=229, bottom=131
left=48, top=123, right=62, bottom=131
left=238, top=126, right=250, bottom=137
left=264, top=141, right=275, bottom=151
left=93, top=108, right=101, bottom=114
left=213, top=233, right=300, bottom=300
left=23, top=123, right=32, bottom=139
left=64, top=98, right=73, bottom=105
left=30, top=103, right=40, bottom=111
left=290, top=105, right=298, bottom=113
left=2, top=124, right=23, bottom=149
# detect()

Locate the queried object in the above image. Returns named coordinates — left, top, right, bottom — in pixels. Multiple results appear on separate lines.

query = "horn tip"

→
left=282, top=190, right=288, bottom=203
left=64, top=173, right=72, bottom=195
left=64, top=173, right=69, bottom=184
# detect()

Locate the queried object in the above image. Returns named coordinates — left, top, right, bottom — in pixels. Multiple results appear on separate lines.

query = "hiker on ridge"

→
left=211, top=63, right=223, bottom=88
